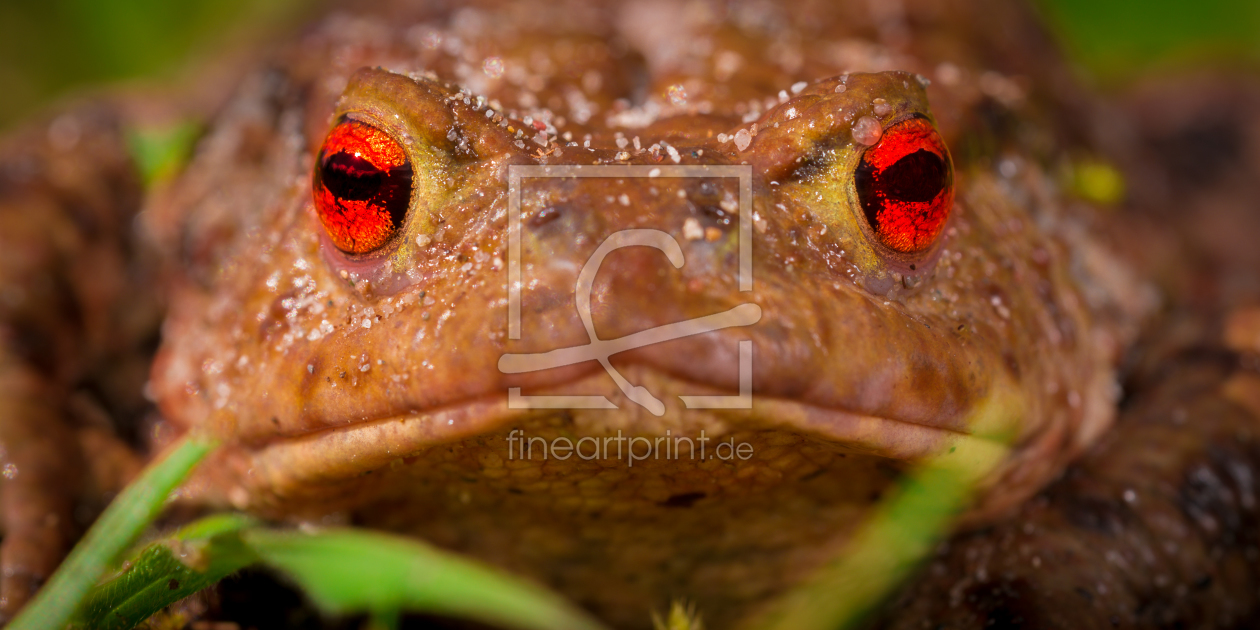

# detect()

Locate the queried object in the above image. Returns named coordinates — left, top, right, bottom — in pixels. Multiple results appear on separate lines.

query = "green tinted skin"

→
left=3, top=0, right=1257, bottom=627
left=144, top=3, right=1116, bottom=626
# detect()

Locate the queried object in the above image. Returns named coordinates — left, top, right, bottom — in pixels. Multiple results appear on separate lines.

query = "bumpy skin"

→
left=873, top=74, right=1260, bottom=629
left=875, top=347, right=1260, bottom=629
left=0, top=101, right=156, bottom=619
left=0, top=0, right=1255, bottom=627
left=143, top=1, right=1119, bottom=626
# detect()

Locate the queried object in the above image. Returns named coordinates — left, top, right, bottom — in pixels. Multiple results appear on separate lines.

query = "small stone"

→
left=482, top=56, right=504, bottom=79
left=852, top=116, right=882, bottom=146
left=683, top=218, right=704, bottom=241
left=667, top=84, right=687, bottom=105
left=872, top=98, right=891, bottom=116
left=733, top=129, right=752, bottom=151
left=704, top=227, right=722, bottom=241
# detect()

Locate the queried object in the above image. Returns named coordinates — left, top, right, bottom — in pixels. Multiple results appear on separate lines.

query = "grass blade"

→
left=8, top=434, right=216, bottom=630
left=242, top=528, right=610, bottom=630
left=71, top=514, right=258, bottom=630
left=744, top=437, right=1009, bottom=630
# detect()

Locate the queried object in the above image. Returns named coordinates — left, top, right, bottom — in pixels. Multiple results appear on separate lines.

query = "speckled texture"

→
left=141, top=1, right=1124, bottom=625
left=870, top=70, right=1260, bottom=630
left=2, top=0, right=1255, bottom=627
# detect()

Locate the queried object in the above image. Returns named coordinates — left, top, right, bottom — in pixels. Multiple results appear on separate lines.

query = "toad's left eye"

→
left=854, top=117, right=954, bottom=253
left=313, top=119, right=413, bottom=255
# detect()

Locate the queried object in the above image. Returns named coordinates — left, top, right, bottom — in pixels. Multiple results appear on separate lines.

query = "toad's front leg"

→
left=0, top=360, right=82, bottom=617
left=0, top=101, right=155, bottom=618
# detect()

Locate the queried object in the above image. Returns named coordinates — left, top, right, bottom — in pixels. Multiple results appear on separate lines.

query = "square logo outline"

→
left=503, top=164, right=754, bottom=412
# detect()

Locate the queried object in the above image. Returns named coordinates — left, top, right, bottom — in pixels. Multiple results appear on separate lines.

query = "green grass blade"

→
left=8, top=434, right=217, bottom=630
left=744, top=437, right=1009, bottom=630
left=242, top=528, right=610, bottom=630
left=70, top=514, right=259, bottom=630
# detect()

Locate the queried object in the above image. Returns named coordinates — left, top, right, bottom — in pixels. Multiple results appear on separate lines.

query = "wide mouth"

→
left=182, top=365, right=1009, bottom=630
left=215, top=365, right=1013, bottom=513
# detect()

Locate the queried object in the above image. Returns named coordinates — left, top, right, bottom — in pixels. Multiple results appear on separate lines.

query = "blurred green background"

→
left=1037, top=0, right=1260, bottom=81
left=0, top=0, right=1258, bottom=131
left=0, top=0, right=310, bottom=130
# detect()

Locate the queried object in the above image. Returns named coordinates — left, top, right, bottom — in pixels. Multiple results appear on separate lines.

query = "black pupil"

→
left=318, top=149, right=413, bottom=227
left=856, top=149, right=947, bottom=225
left=879, top=150, right=946, bottom=201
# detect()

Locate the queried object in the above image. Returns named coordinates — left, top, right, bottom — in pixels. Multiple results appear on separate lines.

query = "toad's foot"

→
left=0, top=361, right=82, bottom=620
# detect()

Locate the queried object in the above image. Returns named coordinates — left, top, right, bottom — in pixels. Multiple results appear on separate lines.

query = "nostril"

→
left=529, top=206, right=562, bottom=227
left=622, top=50, right=652, bottom=106
left=698, top=204, right=735, bottom=227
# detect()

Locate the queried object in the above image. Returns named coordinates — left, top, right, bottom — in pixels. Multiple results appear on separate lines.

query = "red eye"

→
left=854, top=117, right=954, bottom=253
left=313, top=119, right=413, bottom=254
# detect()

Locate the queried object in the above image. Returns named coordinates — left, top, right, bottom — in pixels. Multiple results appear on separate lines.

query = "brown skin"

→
left=0, top=99, right=159, bottom=619
left=873, top=73, right=1260, bottom=629
left=0, top=0, right=1252, bottom=627
left=142, top=2, right=1113, bottom=625
left=875, top=336, right=1260, bottom=629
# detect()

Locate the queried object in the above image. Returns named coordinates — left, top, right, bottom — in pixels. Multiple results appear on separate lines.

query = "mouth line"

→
left=237, top=369, right=1004, bottom=503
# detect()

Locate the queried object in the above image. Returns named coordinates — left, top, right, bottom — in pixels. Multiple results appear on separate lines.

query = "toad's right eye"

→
left=313, top=119, right=413, bottom=255
left=853, top=116, right=953, bottom=254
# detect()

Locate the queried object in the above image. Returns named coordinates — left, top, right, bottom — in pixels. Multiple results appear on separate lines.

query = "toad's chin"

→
left=185, top=363, right=1016, bottom=518
left=179, top=363, right=1018, bottom=630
